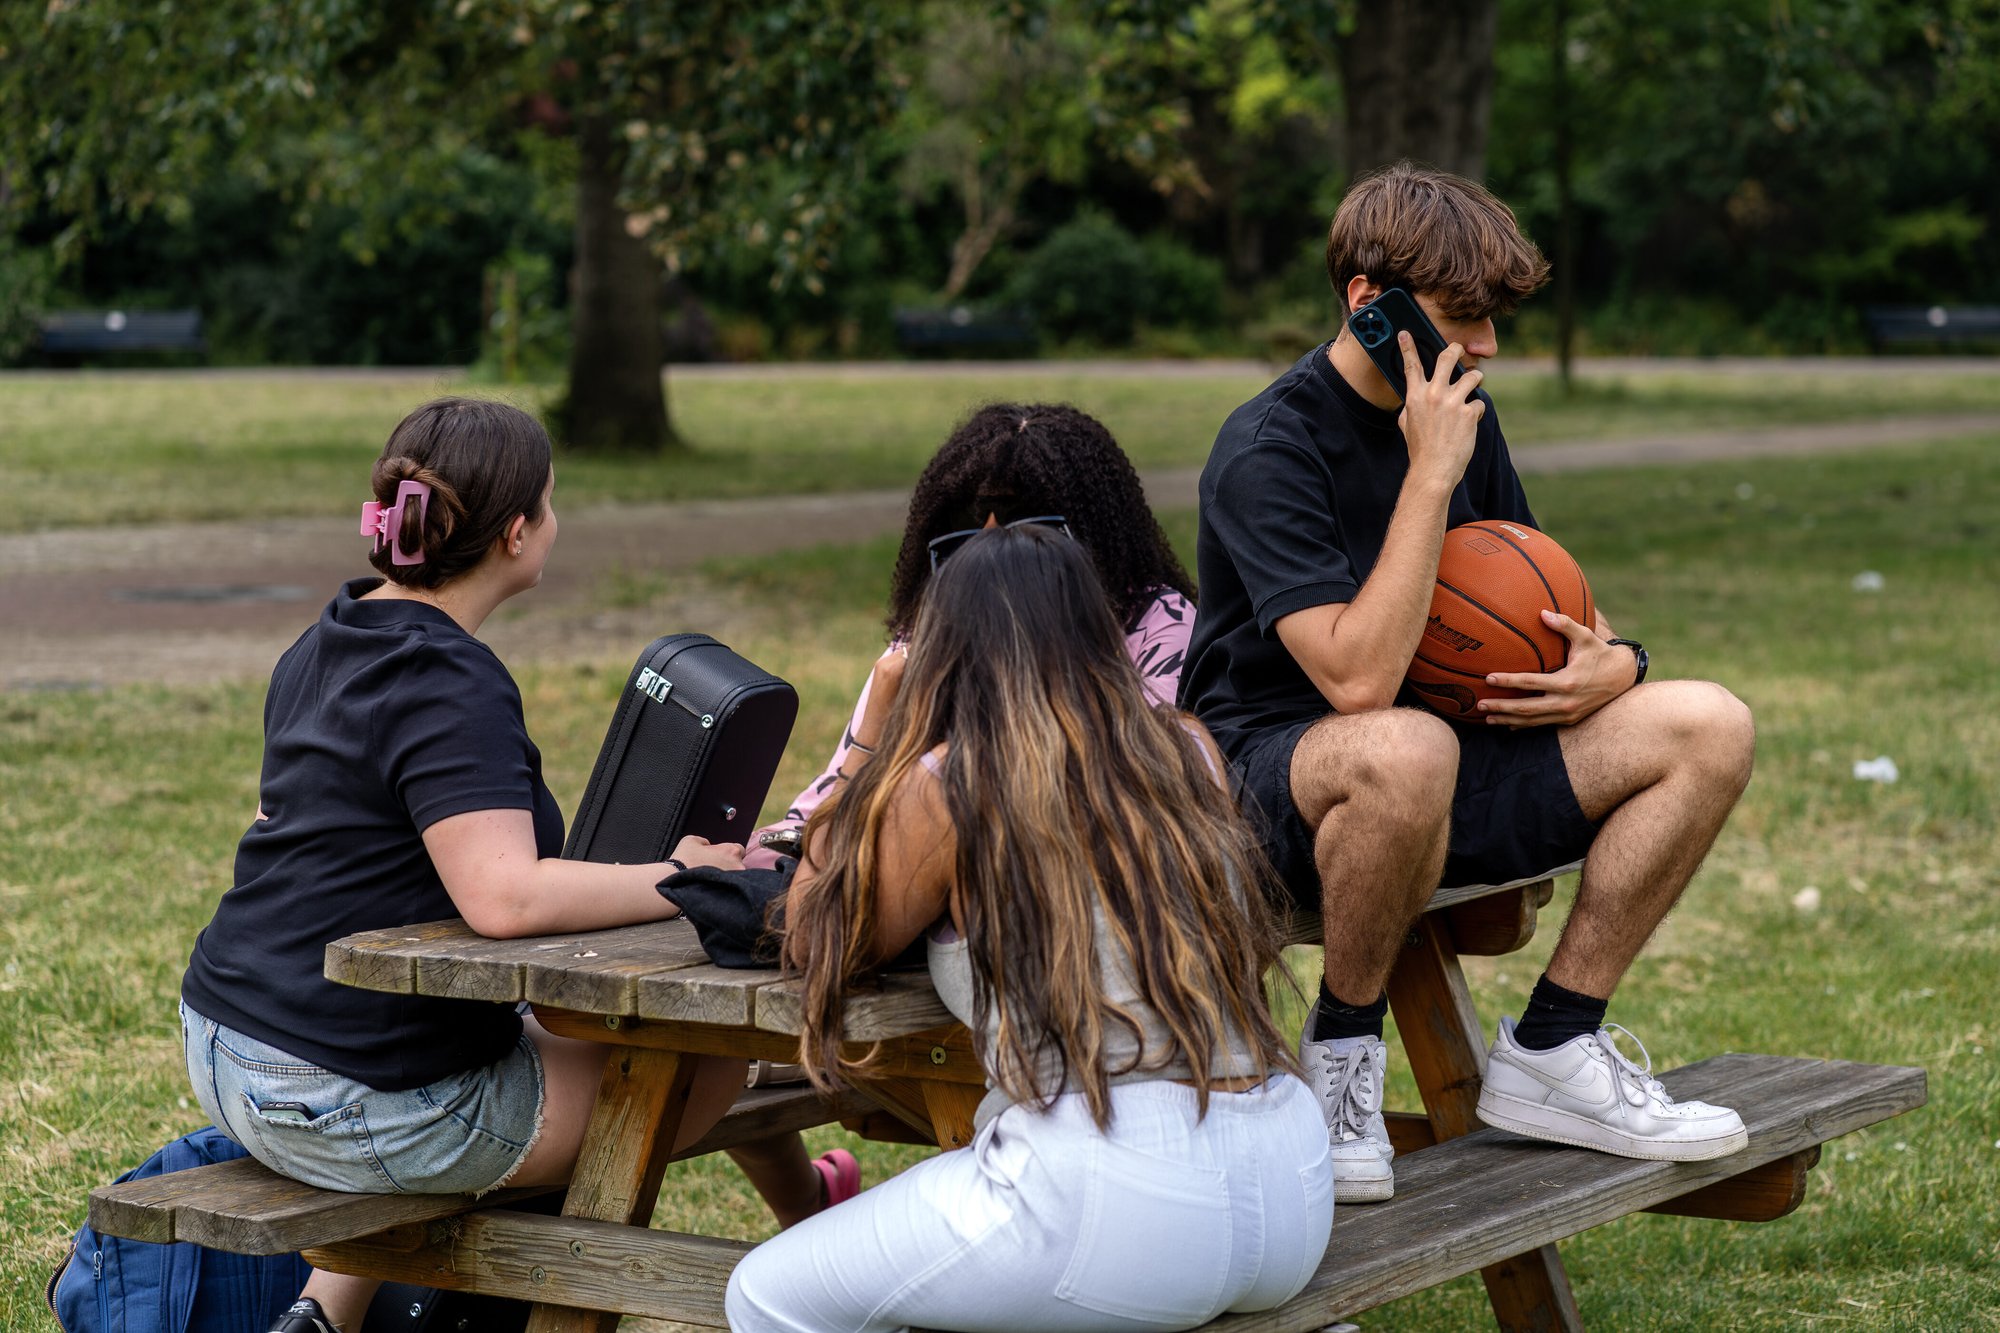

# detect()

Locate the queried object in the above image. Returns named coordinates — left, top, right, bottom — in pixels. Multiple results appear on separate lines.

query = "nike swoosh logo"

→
left=1513, top=1055, right=1617, bottom=1108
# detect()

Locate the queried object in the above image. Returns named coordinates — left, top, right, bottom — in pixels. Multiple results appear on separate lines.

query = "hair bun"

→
left=373, top=454, right=432, bottom=494
left=366, top=397, right=552, bottom=589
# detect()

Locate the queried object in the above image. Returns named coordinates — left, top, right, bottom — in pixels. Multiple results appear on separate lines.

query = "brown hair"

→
left=367, top=398, right=552, bottom=589
left=785, top=526, right=1293, bottom=1127
left=1325, top=160, right=1550, bottom=320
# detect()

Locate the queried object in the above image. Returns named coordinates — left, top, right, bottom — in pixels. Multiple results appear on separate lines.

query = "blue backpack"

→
left=46, top=1126, right=312, bottom=1333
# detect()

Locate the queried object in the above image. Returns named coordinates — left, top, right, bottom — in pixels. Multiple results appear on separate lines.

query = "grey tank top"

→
left=927, top=900, right=1264, bottom=1131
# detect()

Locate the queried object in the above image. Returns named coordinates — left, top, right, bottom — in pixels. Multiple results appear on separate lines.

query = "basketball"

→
left=1405, top=522, right=1595, bottom=722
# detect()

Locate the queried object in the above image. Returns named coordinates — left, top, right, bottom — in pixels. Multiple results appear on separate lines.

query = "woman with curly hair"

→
left=726, top=525, right=1334, bottom=1332
left=754, top=402, right=1194, bottom=863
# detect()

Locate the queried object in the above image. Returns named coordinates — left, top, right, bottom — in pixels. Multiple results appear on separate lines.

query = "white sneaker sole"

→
left=1334, top=1173, right=1395, bottom=1203
left=1476, top=1088, right=1749, bottom=1162
left=1330, top=1154, right=1395, bottom=1203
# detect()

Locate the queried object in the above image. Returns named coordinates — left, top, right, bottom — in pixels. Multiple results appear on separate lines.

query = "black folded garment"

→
left=656, top=862, right=793, bottom=968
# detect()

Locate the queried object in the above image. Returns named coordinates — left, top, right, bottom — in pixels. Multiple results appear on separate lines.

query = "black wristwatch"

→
left=1608, top=638, right=1648, bottom=685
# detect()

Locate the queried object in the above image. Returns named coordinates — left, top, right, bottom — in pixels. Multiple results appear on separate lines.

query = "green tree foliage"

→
left=1007, top=210, right=1148, bottom=342
left=1490, top=0, right=2000, bottom=350
left=897, top=5, right=1096, bottom=300
left=1114, top=0, right=1341, bottom=284
left=8, top=0, right=1998, bottom=367
left=0, top=1, right=912, bottom=449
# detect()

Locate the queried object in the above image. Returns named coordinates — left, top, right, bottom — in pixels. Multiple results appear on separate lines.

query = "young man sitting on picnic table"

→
left=1179, top=161, right=1758, bottom=1203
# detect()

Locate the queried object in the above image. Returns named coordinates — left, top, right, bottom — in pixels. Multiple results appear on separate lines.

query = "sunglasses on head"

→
left=926, top=515, right=1073, bottom=572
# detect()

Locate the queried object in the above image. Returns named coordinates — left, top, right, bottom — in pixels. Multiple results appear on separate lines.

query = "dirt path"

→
left=5, top=411, right=1996, bottom=690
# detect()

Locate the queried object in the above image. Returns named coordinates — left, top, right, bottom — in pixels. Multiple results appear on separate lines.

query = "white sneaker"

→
left=1298, top=1014, right=1395, bottom=1202
left=1477, top=1017, right=1749, bottom=1162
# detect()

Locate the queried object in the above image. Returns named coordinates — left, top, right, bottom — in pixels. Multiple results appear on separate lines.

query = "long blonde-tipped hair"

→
left=781, top=525, right=1293, bottom=1126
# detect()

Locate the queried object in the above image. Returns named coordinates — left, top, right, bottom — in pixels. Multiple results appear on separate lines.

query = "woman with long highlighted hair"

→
left=726, top=525, right=1334, bottom=1332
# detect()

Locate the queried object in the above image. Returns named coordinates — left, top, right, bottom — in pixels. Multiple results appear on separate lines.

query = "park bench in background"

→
left=1862, top=304, right=2000, bottom=351
left=891, top=305, right=1037, bottom=356
left=89, top=875, right=1925, bottom=1331
left=34, top=309, right=208, bottom=363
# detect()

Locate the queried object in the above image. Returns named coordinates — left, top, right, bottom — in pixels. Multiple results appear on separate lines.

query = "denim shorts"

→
left=180, top=1000, right=545, bottom=1195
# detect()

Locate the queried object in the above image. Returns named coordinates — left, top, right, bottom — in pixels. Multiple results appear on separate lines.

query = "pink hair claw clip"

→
left=359, top=479, right=432, bottom=566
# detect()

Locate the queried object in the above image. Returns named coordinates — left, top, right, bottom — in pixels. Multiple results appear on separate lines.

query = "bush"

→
left=0, top=240, right=54, bottom=365
left=1138, top=236, right=1225, bottom=331
left=1007, top=212, right=1147, bottom=346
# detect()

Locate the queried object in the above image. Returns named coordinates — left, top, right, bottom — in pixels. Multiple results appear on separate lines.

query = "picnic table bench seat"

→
left=88, top=1055, right=1923, bottom=1330
left=88, top=874, right=1926, bottom=1331
left=89, top=1083, right=869, bottom=1256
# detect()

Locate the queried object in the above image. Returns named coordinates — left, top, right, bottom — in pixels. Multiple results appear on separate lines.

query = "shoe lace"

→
left=1310, top=1043, right=1381, bottom=1142
left=1595, top=1022, right=1671, bottom=1110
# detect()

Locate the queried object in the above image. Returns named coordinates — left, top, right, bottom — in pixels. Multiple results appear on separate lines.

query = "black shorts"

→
left=1232, top=714, right=1599, bottom=909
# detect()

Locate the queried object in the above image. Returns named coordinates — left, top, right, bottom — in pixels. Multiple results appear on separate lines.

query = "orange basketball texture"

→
left=1404, top=522, right=1595, bottom=722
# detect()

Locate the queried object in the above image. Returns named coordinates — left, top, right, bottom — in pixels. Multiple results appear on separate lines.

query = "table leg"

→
left=523, top=1046, right=697, bottom=1333
left=921, top=1081, right=984, bottom=1151
left=1386, top=913, right=1584, bottom=1333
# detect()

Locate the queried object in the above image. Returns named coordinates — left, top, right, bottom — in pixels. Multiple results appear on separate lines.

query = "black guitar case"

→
left=564, top=633, right=799, bottom=864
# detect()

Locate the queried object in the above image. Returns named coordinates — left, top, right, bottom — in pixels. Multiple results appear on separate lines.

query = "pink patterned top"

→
left=747, top=588, right=1194, bottom=863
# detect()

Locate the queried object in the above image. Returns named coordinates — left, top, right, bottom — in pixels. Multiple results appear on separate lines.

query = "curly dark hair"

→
left=885, top=403, right=1195, bottom=638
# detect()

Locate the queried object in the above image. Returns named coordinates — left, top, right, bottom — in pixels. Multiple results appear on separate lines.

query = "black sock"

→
left=1512, top=972, right=1609, bottom=1051
left=1311, top=982, right=1388, bottom=1042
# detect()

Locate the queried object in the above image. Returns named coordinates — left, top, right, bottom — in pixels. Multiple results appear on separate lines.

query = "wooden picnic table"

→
left=91, top=875, right=1918, bottom=1331
left=316, top=912, right=983, bottom=1332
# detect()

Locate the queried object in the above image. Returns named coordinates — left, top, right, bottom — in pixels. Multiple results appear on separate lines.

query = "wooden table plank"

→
left=637, top=961, right=788, bottom=1028
left=323, top=918, right=485, bottom=995
left=88, top=1158, right=552, bottom=1255
left=521, top=921, right=715, bottom=1015
left=305, top=1210, right=747, bottom=1327
left=753, top=969, right=955, bottom=1040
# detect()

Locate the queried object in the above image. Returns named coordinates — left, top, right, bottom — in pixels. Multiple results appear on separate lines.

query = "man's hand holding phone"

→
left=1397, top=330, right=1485, bottom=491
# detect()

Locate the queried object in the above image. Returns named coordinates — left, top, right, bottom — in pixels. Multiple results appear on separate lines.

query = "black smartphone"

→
left=1346, top=287, right=1459, bottom=403
left=256, top=1100, right=314, bottom=1125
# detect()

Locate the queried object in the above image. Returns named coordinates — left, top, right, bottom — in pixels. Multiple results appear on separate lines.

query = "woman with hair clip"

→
left=725, top=525, right=1335, bottom=1333
left=732, top=402, right=1199, bottom=1223
left=175, top=397, right=817, bottom=1333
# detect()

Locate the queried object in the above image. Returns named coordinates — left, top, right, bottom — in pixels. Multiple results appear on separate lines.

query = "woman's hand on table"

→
left=670, top=834, right=746, bottom=873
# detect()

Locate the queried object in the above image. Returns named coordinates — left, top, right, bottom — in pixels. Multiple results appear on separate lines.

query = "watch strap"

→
left=1608, top=638, right=1648, bottom=685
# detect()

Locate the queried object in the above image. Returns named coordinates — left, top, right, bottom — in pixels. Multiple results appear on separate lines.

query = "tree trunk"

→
left=1551, top=0, right=1577, bottom=394
left=941, top=201, right=1015, bottom=302
left=1337, top=0, right=1498, bottom=182
left=939, top=160, right=1020, bottom=302
left=563, top=116, right=674, bottom=452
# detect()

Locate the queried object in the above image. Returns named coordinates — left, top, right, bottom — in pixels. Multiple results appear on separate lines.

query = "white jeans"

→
left=726, top=1075, right=1334, bottom=1333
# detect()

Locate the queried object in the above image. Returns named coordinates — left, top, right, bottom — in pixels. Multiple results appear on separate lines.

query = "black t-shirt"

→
left=1178, top=342, right=1536, bottom=757
left=182, top=579, right=564, bottom=1091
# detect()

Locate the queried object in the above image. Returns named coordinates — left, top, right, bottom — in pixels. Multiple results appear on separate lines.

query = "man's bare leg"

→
left=1549, top=679, right=1755, bottom=998
left=1477, top=680, right=1756, bottom=1162
left=1291, top=707, right=1460, bottom=1001
left=1288, top=707, right=1458, bottom=1200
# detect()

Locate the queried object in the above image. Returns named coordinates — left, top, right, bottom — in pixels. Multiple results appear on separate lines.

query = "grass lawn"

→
left=5, top=364, right=2000, bottom=532
left=3, top=436, right=1995, bottom=1329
